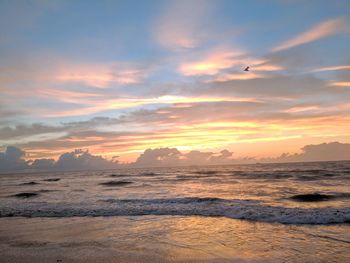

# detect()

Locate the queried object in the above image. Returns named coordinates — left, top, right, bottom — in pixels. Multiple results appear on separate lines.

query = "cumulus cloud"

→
left=272, top=17, right=350, bottom=52
left=1, top=142, right=350, bottom=172
left=0, top=146, right=28, bottom=171
left=54, top=149, right=119, bottom=170
left=30, top=158, right=55, bottom=170
left=134, top=148, right=235, bottom=167
left=264, top=142, right=350, bottom=162
left=3, top=95, right=350, bottom=162
left=135, top=148, right=182, bottom=167
left=0, top=147, right=119, bottom=172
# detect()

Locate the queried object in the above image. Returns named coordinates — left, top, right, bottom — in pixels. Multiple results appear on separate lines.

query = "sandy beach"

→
left=1, top=216, right=349, bottom=263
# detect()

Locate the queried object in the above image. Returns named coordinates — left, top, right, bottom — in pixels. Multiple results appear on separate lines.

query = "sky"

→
left=1, top=0, right=350, bottom=165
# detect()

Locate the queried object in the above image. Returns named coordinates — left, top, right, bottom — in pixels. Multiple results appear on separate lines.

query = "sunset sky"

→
left=1, top=0, right=350, bottom=163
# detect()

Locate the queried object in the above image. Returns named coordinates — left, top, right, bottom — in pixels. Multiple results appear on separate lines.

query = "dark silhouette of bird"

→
left=244, top=66, right=250, bottom=72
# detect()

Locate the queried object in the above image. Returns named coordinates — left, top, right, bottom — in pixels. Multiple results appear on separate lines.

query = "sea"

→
left=0, top=161, right=349, bottom=262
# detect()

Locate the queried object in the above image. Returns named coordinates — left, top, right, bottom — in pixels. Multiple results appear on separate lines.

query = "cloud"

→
left=0, top=146, right=28, bottom=171
left=264, top=142, right=350, bottom=162
left=1, top=57, right=148, bottom=88
left=0, top=105, right=21, bottom=125
left=0, top=147, right=119, bottom=172
left=134, top=147, right=182, bottom=167
left=178, top=48, right=283, bottom=83
left=3, top=93, right=350, bottom=163
left=134, top=147, right=235, bottom=167
left=1, top=142, right=350, bottom=172
left=54, top=149, right=118, bottom=170
left=329, top=81, right=350, bottom=87
left=272, top=17, right=349, bottom=52
left=30, top=158, right=55, bottom=170
left=185, top=149, right=234, bottom=165
left=55, top=63, right=147, bottom=88
left=0, top=55, right=154, bottom=118
left=205, top=74, right=328, bottom=99
left=311, top=65, right=350, bottom=73
left=154, top=0, right=213, bottom=49
left=0, top=124, right=66, bottom=141
left=179, top=50, right=245, bottom=76
left=208, top=149, right=233, bottom=163
left=214, top=72, right=265, bottom=82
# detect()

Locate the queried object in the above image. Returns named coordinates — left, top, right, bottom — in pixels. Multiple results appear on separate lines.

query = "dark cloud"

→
left=0, top=146, right=28, bottom=171
left=30, top=158, right=55, bottom=170
left=0, top=147, right=119, bottom=172
left=54, top=149, right=118, bottom=170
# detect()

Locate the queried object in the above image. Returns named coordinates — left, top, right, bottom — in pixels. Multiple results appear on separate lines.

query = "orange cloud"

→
left=179, top=49, right=282, bottom=77
left=272, top=17, right=349, bottom=52
left=179, top=51, right=242, bottom=76
left=329, top=81, right=350, bottom=87
left=284, top=106, right=320, bottom=113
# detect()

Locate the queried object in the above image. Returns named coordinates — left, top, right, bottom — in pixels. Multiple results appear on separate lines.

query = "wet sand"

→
left=0, top=216, right=349, bottom=263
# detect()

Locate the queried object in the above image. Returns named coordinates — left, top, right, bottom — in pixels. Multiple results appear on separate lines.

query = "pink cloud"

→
left=55, top=63, right=146, bottom=88
left=214, top=72, right=265, bottom=82
left=179, top=50, right=245, bottom=76
left=179, top=48, right=282, bottom=80
left=272, top=17, right=349, bottom=52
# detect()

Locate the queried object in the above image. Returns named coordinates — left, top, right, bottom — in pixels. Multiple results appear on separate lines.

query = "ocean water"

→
left=0, top=161, right=350, bottom=262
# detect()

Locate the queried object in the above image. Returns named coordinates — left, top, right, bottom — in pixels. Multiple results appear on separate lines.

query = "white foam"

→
left=1, top=197, right=349, bottom=225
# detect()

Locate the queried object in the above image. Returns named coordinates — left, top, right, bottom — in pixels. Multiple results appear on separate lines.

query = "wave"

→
left=230, top=170, right=350, bottom=180
left=1, top=197, right=349, bottom=225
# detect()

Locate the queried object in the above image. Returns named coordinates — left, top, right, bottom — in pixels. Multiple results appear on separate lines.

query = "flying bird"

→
left=244, top=66, right=250, bottom=72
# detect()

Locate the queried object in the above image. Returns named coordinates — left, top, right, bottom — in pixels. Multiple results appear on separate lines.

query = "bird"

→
left=244, top=66, right=250, bottom=72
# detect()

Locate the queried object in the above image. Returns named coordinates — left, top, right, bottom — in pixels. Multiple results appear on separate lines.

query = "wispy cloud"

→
left=311, top=65, right=350, bottom=73
left=154, top=0, right=213, bottom=50
left=37, top=95, right=259, bottom=118
left=55, top=63, right=147, bottom=88
left=179, top=50, right=245, bottom=76
left=0, top=56, right=148, bottom=89
left=329, top=81, right=350, bottom=87
left=214, top=72, right=265, bottom=82
left=178, top=48, right=282, bottom=79
left=272, top=17, right=349, bottom=52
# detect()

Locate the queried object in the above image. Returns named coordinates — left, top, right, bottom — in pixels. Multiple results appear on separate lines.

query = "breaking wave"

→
left=1, top=197, right=349, bottom=225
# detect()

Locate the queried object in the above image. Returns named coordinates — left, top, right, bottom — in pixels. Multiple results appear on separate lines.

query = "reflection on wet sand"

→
left=0, top=216, right=349, bottom=263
